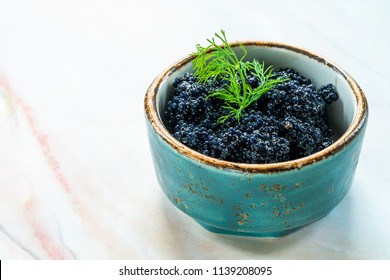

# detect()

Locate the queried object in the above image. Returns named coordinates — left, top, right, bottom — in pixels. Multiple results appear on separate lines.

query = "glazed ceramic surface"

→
left=145, top=43, right=368, bottom=238
left=146, top=122, right=366, bottom=237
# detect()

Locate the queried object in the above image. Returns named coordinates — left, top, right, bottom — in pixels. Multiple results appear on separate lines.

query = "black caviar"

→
left=164, top=68, right=338, bottom=164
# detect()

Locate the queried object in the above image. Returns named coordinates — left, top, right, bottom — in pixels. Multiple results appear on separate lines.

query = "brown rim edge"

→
left=144, top=41, right=368, bottom=173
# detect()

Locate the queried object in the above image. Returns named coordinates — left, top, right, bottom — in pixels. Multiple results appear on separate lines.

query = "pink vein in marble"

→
left=0, top=76, right=71, bottom=194
left=24, top=199, right=69, bottom=259
left=0, top=75, right=76, bottom=259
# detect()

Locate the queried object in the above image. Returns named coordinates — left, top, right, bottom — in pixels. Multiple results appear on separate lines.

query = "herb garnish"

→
left=192, top=30, right=288, bottom=123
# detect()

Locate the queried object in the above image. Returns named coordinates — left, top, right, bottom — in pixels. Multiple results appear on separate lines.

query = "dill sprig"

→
left=192, top=30, right=288, bottom=123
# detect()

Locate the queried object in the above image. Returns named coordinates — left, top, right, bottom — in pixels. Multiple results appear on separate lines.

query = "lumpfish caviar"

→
left=164, top=68, right=338, bottom=164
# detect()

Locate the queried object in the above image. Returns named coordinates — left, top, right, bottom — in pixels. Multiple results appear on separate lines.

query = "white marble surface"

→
left=0, top=0, right=389, bottom=259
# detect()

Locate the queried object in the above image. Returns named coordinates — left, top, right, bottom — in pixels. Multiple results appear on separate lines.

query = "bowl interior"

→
left=156, top=43, right=357, bottom=150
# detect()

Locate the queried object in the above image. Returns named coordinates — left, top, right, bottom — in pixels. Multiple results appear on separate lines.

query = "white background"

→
left=0, top=0, right=389, bottom=259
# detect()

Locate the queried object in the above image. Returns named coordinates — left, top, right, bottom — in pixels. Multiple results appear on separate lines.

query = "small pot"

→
left=144, top=42, right=368, bottom=238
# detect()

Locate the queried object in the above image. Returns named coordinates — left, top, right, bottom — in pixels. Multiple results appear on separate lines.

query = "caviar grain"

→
left=164, top=69, right=338, bottom=164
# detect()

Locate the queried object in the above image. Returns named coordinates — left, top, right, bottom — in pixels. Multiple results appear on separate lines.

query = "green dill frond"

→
left=192, top=30, right=288, bottom=123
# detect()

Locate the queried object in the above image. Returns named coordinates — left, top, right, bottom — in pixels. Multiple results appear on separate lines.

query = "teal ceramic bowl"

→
left=145, top=42, right=368, bottom=238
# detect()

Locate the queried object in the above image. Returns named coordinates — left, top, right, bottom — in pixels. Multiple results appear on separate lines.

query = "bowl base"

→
left=196, top=221, right=303, bottom=238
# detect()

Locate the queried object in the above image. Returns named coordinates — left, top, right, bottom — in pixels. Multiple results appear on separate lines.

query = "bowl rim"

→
left=144, top=41, right=368, bottom=173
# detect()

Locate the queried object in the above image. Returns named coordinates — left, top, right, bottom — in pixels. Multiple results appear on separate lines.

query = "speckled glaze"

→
left=145, top=42, right=368, bottom=237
